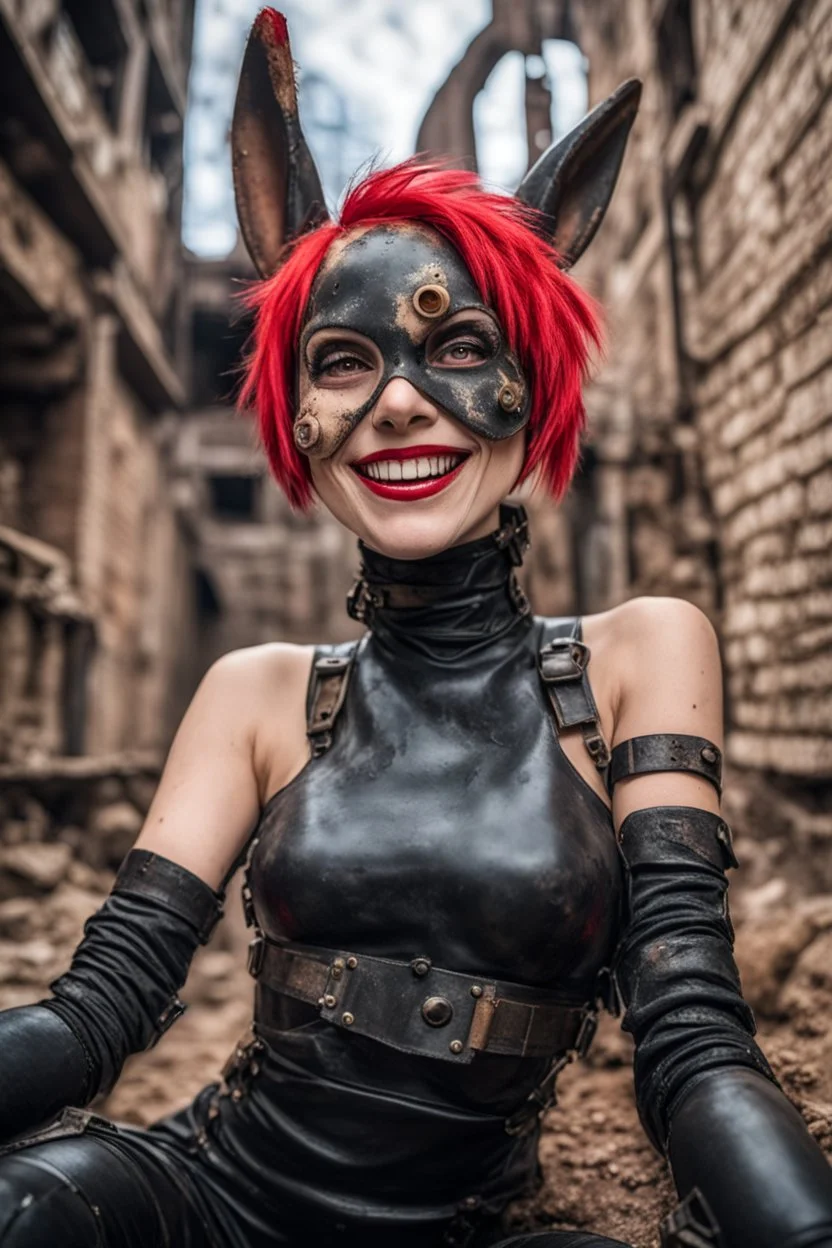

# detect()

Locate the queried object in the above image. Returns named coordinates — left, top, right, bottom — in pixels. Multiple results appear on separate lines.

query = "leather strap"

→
left=537, top=621, right=611, bottom=769
left=306, top=644, right=358, bottom=757
left=113, top=849, right=223, bottom=944
left=618, top=806, right=738, bottom=872
left=250, top=938, right=594, bottom=1066
left=609, top=734, right=723, bottom=795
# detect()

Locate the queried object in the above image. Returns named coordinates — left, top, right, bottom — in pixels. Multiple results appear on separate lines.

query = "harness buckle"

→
left=539, top=638, right=590, bottom=683
left=247, top=935, right=265, bottom=978
left=346, top=578, right=385, bottom=622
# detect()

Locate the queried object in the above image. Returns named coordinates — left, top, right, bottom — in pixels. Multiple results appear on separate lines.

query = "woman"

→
left=1, top=11, right=830, bottom=1248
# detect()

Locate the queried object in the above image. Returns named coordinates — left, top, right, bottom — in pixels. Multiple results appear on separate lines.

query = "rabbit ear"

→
left=231, top=9, right=330, bottom=277
left=515, top=79, right=641, bottom=270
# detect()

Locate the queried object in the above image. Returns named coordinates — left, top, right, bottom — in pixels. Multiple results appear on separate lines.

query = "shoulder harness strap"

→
left=306, top=641, right=360, bottom=759
left=608, top=734, right=722, bottom=795
left=538, top=618, right=611, bottom=770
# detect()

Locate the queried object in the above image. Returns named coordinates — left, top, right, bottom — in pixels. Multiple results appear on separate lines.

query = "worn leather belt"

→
left=250, top=937, right=596, bottom=1066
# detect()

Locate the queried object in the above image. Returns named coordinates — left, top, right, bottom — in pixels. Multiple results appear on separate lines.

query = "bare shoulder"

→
left=588, top=595, right=717, bottom=656
left=204, top=641, right=314, bottom=709
left=204, top=642, right=316, bottom=801
left=583, top=596, right=722, bottom=743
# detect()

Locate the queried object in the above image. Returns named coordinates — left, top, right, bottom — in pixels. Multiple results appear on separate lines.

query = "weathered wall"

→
left=0, top=0, right=195, bottom=767
left=567, top=0, right=832, bottom=798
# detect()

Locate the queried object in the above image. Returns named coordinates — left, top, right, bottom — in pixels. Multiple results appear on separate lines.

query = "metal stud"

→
left=449, top=1040, right=464, bottom=1055
left=323, top=994, right=336, bottom=1008
left=342, top=1012, right=354, bottom=1026
left=331, top=958, right=345, bottom=979
left=701, top=745, right=719, bottom=765
left=421, top=996, right=454, bottom=1027
left=346, top=956, right=358, bottom=970
left=413, top=283, right=450, bottom=319
left=498, top=384, right=520, bottom=412
left=470, top=985, right=483, bottom=998
left=294, top=414, right=321, bottom=451
left=411, top=957, right=431, bottom=978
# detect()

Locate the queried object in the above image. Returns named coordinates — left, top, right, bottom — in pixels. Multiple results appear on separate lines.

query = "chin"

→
left=357, top=510, right=481, bottom=561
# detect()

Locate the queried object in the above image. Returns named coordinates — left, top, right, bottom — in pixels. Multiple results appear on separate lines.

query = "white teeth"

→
left=357, top=453, right=466, bottom=483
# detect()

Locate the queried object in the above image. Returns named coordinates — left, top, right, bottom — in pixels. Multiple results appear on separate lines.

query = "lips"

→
left=351, top=444, right=470, bottom=501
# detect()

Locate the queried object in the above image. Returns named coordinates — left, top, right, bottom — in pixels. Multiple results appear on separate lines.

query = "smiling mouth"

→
left=351, top=446, right=470, bottom=501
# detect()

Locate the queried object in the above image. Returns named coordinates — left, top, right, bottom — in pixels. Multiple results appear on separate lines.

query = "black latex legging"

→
left=0, top=1129, right=631, bottom=1248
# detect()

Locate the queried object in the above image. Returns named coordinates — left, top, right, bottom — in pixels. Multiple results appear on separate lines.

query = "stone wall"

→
left=0, top=0, right=196, bottom=767
left=566, top=0, right=832, bottom=798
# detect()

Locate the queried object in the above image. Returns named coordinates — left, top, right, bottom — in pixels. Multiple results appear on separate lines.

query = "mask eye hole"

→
left=413, top=284, right=450, bottom=319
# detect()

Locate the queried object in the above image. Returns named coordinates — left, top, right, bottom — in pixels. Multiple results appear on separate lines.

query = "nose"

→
left=371, top=377, right=439, bottom=435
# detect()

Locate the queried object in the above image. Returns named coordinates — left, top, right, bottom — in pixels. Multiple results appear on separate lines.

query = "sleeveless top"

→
left=153, top=518, right=623, bottom=1244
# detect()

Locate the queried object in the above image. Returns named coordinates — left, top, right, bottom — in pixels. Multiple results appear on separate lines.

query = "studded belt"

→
left=249, top=937, right=596, bottom=1066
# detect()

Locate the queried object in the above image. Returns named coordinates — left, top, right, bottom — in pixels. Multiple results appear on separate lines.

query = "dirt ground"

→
left=2, top=798, right=832, bottom=1248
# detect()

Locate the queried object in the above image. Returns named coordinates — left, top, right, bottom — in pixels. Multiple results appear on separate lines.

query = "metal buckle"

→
left=494, top=510, right=530, bottom=566
left=583, top=728, right=612, bottom=769
left=346, top=579, right=385, bottom=622
left=504, top=1051, right=571, bottom=1136
left=660, top=1187, right=724, bottom=1247
left=508, top=572, right=531, bottom=617
left=539, top=638, right=590, bottom=684
left=151, top=995, right=187, bottom=1044
left=247, top=935, right=265, bottom=977
left=241, top=883, right=257, bottom=929
left=574, top=1007, right=598, bottom=1057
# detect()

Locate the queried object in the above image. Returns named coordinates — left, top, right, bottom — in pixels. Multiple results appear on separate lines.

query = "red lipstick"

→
left=350, top=445, right=470, bottom=501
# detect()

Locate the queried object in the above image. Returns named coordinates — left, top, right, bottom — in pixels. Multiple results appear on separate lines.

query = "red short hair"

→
left=240, top=159, right=601, bottom=510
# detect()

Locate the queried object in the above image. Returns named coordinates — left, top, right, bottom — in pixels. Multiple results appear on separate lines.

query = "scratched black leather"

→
left=144, top=530, right=622, bottom=1242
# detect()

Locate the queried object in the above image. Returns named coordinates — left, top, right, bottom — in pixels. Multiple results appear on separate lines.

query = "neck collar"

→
left=347, top=504, right=531, bottom=664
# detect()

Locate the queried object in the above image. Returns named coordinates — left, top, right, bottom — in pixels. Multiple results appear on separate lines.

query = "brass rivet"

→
left=470, top=985, right=483, bottom=998
left=317, top=996, right=325, bottom=1006
left=342, top=1011, right=355, bottom=1026
left=331, top=965, right=342, bottom=978
left=421, top=996, right=454, bottom=1027
left=294, top=414, right=321, bottom=451
left=323, top=994, right=336, bottom=1008
left=498, top=384, right=519, bottom=412
left=411, top=957, right=431, bottom=978
left=449, top=1040, right=464, bottom=1054
left=413, top=283, right=450, bottom=319
left=346, top=956, right=358, bottom=970
left=701, top=746, right=719, bottom=764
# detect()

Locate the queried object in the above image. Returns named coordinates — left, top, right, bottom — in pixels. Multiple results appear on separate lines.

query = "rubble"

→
left=1, top=818, right=830, bottom=1248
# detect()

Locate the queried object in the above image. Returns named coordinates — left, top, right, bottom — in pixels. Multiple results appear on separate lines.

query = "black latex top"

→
left=153, top=517, right=622, bottom=1234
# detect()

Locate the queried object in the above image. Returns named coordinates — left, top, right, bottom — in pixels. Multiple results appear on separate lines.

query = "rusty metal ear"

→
left=515, top=78, right=641, bottom=270
left=232, top=9, right=330, bottom=277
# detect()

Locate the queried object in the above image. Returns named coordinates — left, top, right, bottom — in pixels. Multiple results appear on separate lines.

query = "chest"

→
left=250, top=634, right=622, bottom=989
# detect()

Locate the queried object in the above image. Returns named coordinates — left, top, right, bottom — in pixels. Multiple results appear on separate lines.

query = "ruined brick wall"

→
left=0, top=0, right=197, bottom=764
left=566, top=0, right=832, bottom=797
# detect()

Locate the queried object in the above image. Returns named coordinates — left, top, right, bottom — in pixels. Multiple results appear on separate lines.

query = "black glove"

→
left=0, top=850, right=222, bottom=1143
left=614, top=806, right=832, bottom=1248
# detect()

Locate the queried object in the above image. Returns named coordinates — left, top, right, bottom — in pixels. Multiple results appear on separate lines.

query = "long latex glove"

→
left=615, top=806, right=832, bottom=1248
left=0, top=850, right=222, bottom=1144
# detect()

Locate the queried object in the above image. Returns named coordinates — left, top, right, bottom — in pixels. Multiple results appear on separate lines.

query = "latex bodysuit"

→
left=0, top=523, right=626, bottom=1248
left=2, top=517, right=832, bottom=1247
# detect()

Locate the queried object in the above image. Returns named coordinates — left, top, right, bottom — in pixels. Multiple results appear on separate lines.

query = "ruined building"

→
left=423, top=0, right=832, bottom=854
left=0, top=0, right=197, bottom=779
left=168, top=245, right=360, bottom=669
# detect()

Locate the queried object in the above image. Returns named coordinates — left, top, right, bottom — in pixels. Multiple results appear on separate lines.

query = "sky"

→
left=183, top=0, right=588, bottom=257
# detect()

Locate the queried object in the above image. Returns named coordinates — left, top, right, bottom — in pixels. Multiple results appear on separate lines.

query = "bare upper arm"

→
left=135, top=644, right=314, bottom=890
left=603, top=596, right=723, bottom=831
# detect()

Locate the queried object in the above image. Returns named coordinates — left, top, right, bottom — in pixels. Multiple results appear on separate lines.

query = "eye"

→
left=435, top=340, right=488, bottom=365
left=308, top=347, right=372, bottom=379
left=426, top=317, right=500, bottom=369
